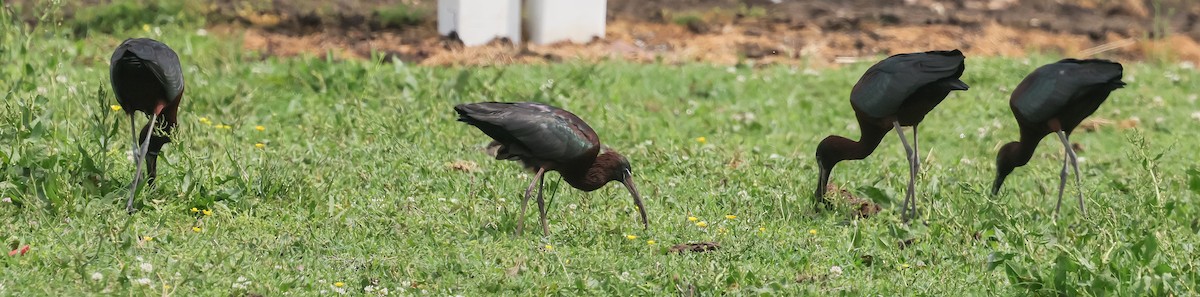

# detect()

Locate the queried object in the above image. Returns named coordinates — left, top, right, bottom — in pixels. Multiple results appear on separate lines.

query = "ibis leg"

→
left=1052, top=146, right=1068, bottom=218
left=911, top=125, right=921, bottom=217
left=127, top=112, right=159, bottom=214
left=894, top=121, right=917, bottom=223
left=913, top=125, right=920, bottom=174
left=536, top=171, right=549, bottom=236
left=1057, top=131, right=1085, bottom=215
left=125, top=114, right=142, bottom=212
left=517, top=167, right=546, bottom=236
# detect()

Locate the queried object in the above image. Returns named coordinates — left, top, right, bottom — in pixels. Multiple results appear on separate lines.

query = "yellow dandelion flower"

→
left=163, top=284, right=171, bottom=289
left=695, top=137, right=707, bottom=144
left=725, top=214, right=736, bottom=220
left=687, top=216, right=698, bottom=222
left=202, top=209, right=212, bottom=216
left=901, top=263, right=910, bottom=269
left=696, top=221, right=708, bottom=228
left=142, top=24, right=150, bottom=32
left=808, top=229, right=817, bottom=235
left=625, top=234, right=637, bottom=240
left=544, top=244, right=554, bottom=251
left=334, top=282, right=345, bottom=287
left=110, top=105, right=122, bottom=111
left=647, top=240, right=656, bottom=245
left=198, top=117, right=211, bottom=125
left=255, top=143, right=265, bottom=149
left=255, top=125, right=265, bottom=131
left=192, top=226, right=201, bottom=232
left=190, top=207, right=199, bottom=213
left=718, top=227, right=728, bottom=235
left=143, top=236, right=153, bottom=241
left=758, top=226, right=766, bottom=232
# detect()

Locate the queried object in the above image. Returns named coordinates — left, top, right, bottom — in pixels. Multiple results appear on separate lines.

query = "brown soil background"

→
left=42, top=0, right=1200, bottom=66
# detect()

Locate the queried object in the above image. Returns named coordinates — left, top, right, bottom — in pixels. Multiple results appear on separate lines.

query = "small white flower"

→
left=334, top=287, right=347, bottom=294
left=140, top=262, right=153, bottom=272
left=567, top=204, right=578, bottom=210
left=237, top=276, right=248, bottom=283
left=830, top=265, right=843, bottom=276
left=380, top=287, right=390, bottom=295
left=135, top=278, right=152, bottom=285
left=1, top=198, right=10, bottom=203
left=196, top=29, right=209, bottom=36
left=91, top=272, right=103, bottom=281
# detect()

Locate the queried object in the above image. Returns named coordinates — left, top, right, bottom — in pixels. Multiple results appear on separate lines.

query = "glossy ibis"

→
left=110, top=38, right=184, bottom=213
left=815, top=49, right=968, bottom=223
left=455, top=102, right=648, bottom=235
left=991, top=59, right=1124, bottom=216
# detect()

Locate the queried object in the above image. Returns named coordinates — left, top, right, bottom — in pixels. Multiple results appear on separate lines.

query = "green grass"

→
left=2, top=8, right=1200, bottom=296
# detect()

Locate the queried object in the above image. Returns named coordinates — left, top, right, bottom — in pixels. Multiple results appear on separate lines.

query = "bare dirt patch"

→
left=81, top=0, right=1199, bottom=66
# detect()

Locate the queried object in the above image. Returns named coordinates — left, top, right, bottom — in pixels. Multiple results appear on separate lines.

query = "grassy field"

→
left=3, top=6, right=1200, bottom=296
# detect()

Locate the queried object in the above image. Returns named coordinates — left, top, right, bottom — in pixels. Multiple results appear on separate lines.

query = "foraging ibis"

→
left=991, top=59, right=1125, bottom=216
left=815, top=49, right=968, bottom=223
left=110, top=38, right=184, bottom=213
left=455, top=102, right=648, bottom=235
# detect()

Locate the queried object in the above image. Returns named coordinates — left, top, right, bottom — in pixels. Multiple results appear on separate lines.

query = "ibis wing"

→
left=456, top=102, right=600, bottom=163
left=110, top=38, right=185, bottom=100
left=850, top=51, right=965, bottom=118
left=1011, top=60, right=1123, bottom=123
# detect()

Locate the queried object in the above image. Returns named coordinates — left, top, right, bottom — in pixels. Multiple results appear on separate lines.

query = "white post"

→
left=525, top=0, right=607, bottom=45
left=437, top=0, right=522, bottom=46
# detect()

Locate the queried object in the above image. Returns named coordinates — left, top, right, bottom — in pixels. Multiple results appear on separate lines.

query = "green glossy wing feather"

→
left=456, top=102, right=600, bottom=163
left=1011, top=59, right=1124, bottom=123
left=110, top=38, right=185, bottom=101
left=851, top=50, right=965, bottom=118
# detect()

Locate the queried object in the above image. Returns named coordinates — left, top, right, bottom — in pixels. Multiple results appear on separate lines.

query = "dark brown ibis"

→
left=814, top=49, right=968, bottom=223
left=455, top=102, right=648, bottom=235
left=991, top=59, right=1125, bottom=216
left=110, top=38, right=184, bottom=213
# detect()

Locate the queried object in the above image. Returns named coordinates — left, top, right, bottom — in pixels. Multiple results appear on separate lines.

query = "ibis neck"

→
left=827, top=125, right=887, bottom=165
left=139, top=102, right=179, bottom=155
left=814, top=125, right=886, bottom=199
left=992, top=133, right=1043, bottom=194
left=561, top=153, right=622, bottom=192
